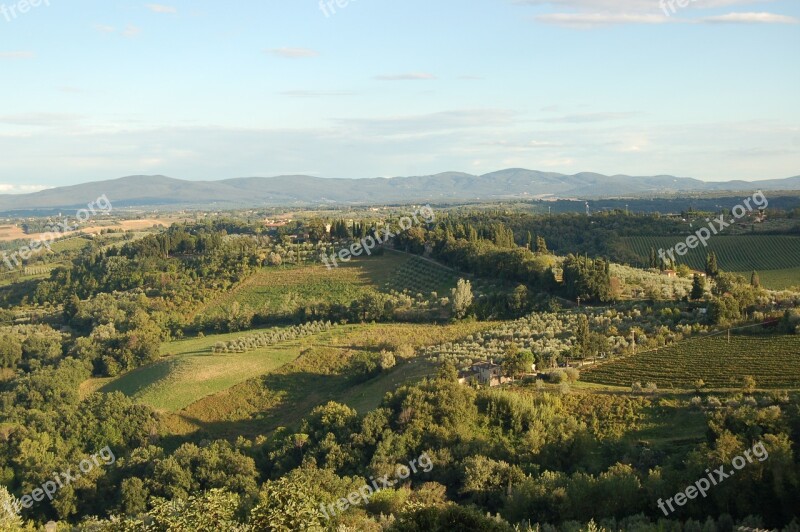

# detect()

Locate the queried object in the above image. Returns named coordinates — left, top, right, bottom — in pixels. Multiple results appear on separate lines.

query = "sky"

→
left=0, top=0, right=798, bottom=191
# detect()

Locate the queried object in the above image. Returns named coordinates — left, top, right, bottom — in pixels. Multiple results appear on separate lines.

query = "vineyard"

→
left=750, top=268, right=800, bottom=290
left=619, top=235, right=800, bottom=272
left=581, top=334, right=800, bottom=389
left=198, top=262, right=381, bottom=319
left=198, top=252, right=481, bottom=320
left=384, top=255, right=458, bottom=295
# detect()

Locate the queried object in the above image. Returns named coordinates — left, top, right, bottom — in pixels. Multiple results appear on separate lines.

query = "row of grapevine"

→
left=621, top=235, right=800, bottom=272
left=385, top=257, right=457, bottom=294
left=582, top=334, right=800, bottom=389
left=210, top=320, right=333, bottom=353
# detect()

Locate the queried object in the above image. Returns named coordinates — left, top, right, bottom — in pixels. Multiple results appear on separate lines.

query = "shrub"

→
left=563, top=367, right=580, bottom=383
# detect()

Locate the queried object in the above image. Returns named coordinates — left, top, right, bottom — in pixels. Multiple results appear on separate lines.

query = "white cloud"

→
left=1, top=118, right=797, bottom=184
left=123, top=25, right=142, bottom=38
left=335, top=109, right=516, bottom=136
left=0, top=184, right=52, bottom=194
left=515, top=0, right=775, bottom=12
left=374, top=73, right=437, bottom=81
left=535, top=12, right=668, bottom=27
left=265, top=47, right=319, bottom=58
left=145, top=4, right=177, bottom=14
left=701, top=11, right=799, bottom=23
left=0, top=113, right=83, bottom=127
left=93, top=24, right=116, bottom=34
left=0, top=51, right=35, bottom=60
left=516, top=0, right=793, bottom=27
left=279, top=90, right=355, bottom=97
left=539, top=112, right=640, bottom=123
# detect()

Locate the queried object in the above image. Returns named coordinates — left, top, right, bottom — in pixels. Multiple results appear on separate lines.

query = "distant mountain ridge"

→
left=2, top=170, right=799, bottom=211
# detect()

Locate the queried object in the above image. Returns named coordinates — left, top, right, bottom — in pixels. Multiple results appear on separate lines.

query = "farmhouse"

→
left=458, top=361, right=513, bottom=387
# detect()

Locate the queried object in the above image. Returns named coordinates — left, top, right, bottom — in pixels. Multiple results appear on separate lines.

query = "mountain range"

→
left=2, top=170, right=799, bottom=211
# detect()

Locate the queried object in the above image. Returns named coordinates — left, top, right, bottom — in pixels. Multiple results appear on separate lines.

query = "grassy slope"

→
left=98, top=328, right=340, bottom=411
left=582, top=334, right=800, bottom=389
left=196, top=251, right=411, bottom=319
left=158, top=322, right=498, bottom=439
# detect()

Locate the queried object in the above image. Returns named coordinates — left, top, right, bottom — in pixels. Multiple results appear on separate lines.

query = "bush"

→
left=380, top=350, right=397, bottom=371
left=563, top=367, right=580, bottom=383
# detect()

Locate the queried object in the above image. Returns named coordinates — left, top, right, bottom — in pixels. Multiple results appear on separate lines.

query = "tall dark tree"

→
left=691, top=274, right=706, bottom=300
left=705, top=251, right=720, bottom=277
left=536, top=236, right=548, bottom=254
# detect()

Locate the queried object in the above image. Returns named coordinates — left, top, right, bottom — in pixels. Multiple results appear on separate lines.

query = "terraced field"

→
left=582, top=334, right=800, bottom=389
left=620, top=235, right=800, bottom=273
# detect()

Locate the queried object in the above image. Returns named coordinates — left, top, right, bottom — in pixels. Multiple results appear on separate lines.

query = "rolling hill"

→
left=1, top=170, right=799, bottom=211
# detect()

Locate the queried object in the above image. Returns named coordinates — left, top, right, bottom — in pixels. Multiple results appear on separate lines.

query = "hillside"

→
left=2, top=170, right=799, bottom=211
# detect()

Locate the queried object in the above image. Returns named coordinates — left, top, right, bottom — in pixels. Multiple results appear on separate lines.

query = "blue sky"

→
left=0, top=0, right=798, bottom=190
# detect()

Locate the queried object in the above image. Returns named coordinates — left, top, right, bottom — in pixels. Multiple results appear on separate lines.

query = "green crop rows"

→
left=385, top=257, right=458, bottom=296
left=582, top=334, right=800, bottom=389
left=620, top=235, right=800, bottom=272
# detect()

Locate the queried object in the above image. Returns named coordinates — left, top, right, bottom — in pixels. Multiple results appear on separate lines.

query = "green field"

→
left=582, top=334, right=800, bottom=389
left=97, top=327, right=339, bottom=411
left=384, top=255, right=458, bottom=295
left=156, top=322, right=498, bottom=438
left=620, top=235, right=800, bottom=274
left=50, top=236, right=92, bottom=252
left=198, top=252, right=413, bottom=319
left=741, top=268, right=800, bottom=290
